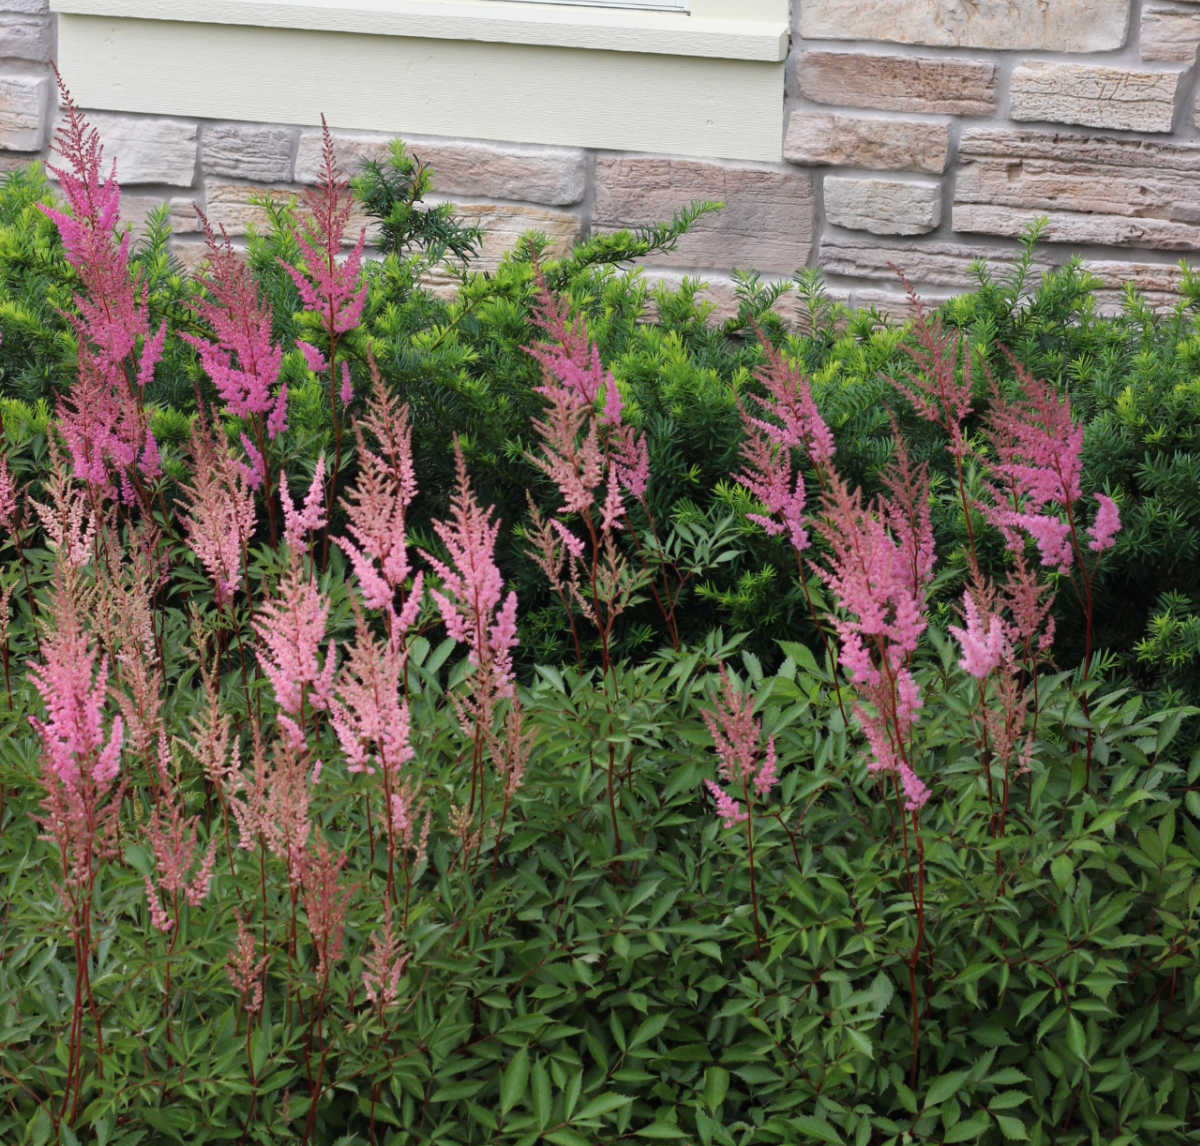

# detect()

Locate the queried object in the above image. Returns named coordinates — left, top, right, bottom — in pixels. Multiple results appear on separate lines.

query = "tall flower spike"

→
left=701, top=666, right=779, bottom=830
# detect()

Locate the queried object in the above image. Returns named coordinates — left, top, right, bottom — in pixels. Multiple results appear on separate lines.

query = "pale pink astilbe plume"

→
left=419, top=440, right=518, bottom=699
left=180, top=418, right=256, bottom=607
left=738, top=420, right=809, bottom=552
left=1088, top=493, right=1121, bottom=553
left=329, top=606, right=414, bottom=776
left=28, top=445, right=98, bottom=569
left=227, top=911, right=271, bottom=1018
left=701, top=666, right=780, bottom=830
left=38, top=73, right=163, bottom=496
left=281, top=116, right=368, bottom=355
left=280, top=457, right=328, bottom=551
left=299, top=834, right=357, bottom=980
left=253, top=562, right=336, bottom=751
left=335, top=364, right=423, bottom=629
left=142, top=735, right=218, bottom=931
left=362, top=906, right=411, bottom=1012
left=388, top=780, right=431, bottom=866
left=948, top=588, right=1009, bottom=680
left=0, top=451, right=17, bottom=530
left=999, top=550, right=1057, bottom=656
left=814, top=455, right=935, bottom=811
left=28, top=563, right=127, bottom=897
left=182, top=211, right=287, bottom=434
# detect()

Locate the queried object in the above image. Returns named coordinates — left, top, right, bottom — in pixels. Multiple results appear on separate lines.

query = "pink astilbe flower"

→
left=227, top=911, right=270, bottom=1019
left=420, top=441, right=518, bottom=699
left=179, top=417, right=256, bottom=607
left=38, top=73, right=162, bottom=498
left=982, top=362, right=1085, bottom=572
left=0, top=451, right=17, bottom=530
left=362, top=906, right=411, bottom=1012
left=253, top=562, right=336, bottom=751
left=701, top=666, right=780, bottom=828
left=143, top=735, right=218, bottom=932
left=329, top=607, right=414, bottom=777
left=280, top=457, right=328, bottom=551
left=280, top=116, right=367, bottom=375
left=526, top=284, right=623, bottom=420
left=335, top=362, right=423, bottom=631
left=388, top=780, right=431, bottom=866
left=182, top=211, right=287, bottom=432
left=299, top=834, right=356, bottom=981
left=28, top=445, right=98, bottom=569
left=814, top=446, right=935, bottom=811
left=1088, top=493, right=1121, bottom=553
left=948, top=588, right=1008, bottom=680
left=744, top=336, right=835, bottom=466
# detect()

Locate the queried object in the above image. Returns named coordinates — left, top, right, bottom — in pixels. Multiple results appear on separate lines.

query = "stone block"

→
left=118, top=194, right=202, bottom=240
left=797, top=52, right=997, bottom=116
left=819, top=237, right=1058, bottom=289
left=952, top=203, right=1200, bottom=250
left=593, top=157, right=814, bottom=274
left=0, top=72, right=47, bottom=151
left=798, top=0, right=1129, bottom=51
left=1141, top=3, right=1200, bottom=62
left=0, top=1, right=49, bottom=11
left=296, top=130, right=586, bottom=206
left=49, top=111, right=198, bottom=186
left=0, top=14, right=51, bottom=61
left=955, top=128, right=1200, bottom=242
left=1010, top=61, right=1181, bottom=132
left=784, top=112, right=950, bottom=173
left=203, top=123, right=295, bottom=183
left=824, top=176, right=941, bottom=236
left=1079, top=259, right=1189, bottom=313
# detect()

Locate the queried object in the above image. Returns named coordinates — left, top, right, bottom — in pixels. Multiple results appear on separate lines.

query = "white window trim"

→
left=49, top=0, right=790, bottom=162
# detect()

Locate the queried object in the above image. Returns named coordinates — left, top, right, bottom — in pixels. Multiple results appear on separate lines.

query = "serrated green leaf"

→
left=577, top=1093, right=633, bottom=1121
left=995, top=1113, right=1029, bottom=1140
left=925, top=1069, right=970, bottom=1108
left=637, top=1122, right=689, bottom=1139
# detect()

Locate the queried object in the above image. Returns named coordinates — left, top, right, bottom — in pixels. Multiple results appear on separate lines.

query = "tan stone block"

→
left=50, top=111, right=198, bottom=186
left=0, top=14, right=51, bottom=61
left=422, top=202, right=581, bottom=292
left=297, top=130, right=586, bottom=206
left=798, top=0, right=1129, bottom=51
left=0, top=73, right=47, bottom=151
left=203, top=124, right=295, bottom=183
left=1141, top=3, right=1200, bottom=62
left=824, top=176, right=941, bottom=236
left=797, top=52, right=997, bottom=116
left=1079, top=259, right=1190, bottom=314
left=784, top=112, right=949, bottom=174
left=592, top=157, right=814, bottom=274
left=118, top=194, right=202, bottom=241
left=955, top=128, right=1200, bottom=232
left=819, top=237, right=1058, bottom=289
left=952, top=203, right=1200, bottom=250
left=1010, top=61, right=1182, bottom=132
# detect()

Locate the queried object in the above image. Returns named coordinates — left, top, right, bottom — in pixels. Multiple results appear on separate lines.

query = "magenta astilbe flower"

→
left=38, top=73, right=163, bottom=497
left=701, top=666, right=779, bottom=829
left=281, top=117, right=367, bottom=353
left=281, top=457, right=328, bottom=551
left=180, top=419, right=256, bottom=607
left=420, top=441, right=518, bottom=699
left=253, top=563, right=336, bottom=752
left=1088, top=493, right=1121, bottom=553
left=182, top=211, right=287, bottom=433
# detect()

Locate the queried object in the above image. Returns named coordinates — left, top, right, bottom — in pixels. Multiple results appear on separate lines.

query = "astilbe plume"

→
left=0, top=451, right=17, bottom=531
left=227, top=730, right=312, bottom=885
left=299, top=834, right=356, bottom=981
left=183, top=212, right=288, bottom=491
left=142, top=735, right=218, bottom=932
left=179, top=417, right=256, bottom=607
left=334, top=362, right=423, bottom=635
left=280, top=457, right=328, bottom=553
left=227, top=911, right=270, bottom=1019
left=28, top=442, right=98, bottom=570
left=361, top=906, right=410, bottom=1012
left=38, top=73, right=163, bottom=499
left=252, top=561, right=336, bottom=752
left=815, top=440, right=935, bottom=812
left=701, top=667, right=779, bottom=829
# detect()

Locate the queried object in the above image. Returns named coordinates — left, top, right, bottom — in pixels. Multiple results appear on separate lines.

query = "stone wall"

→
left=2, top=0, right=1199, bottom=320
